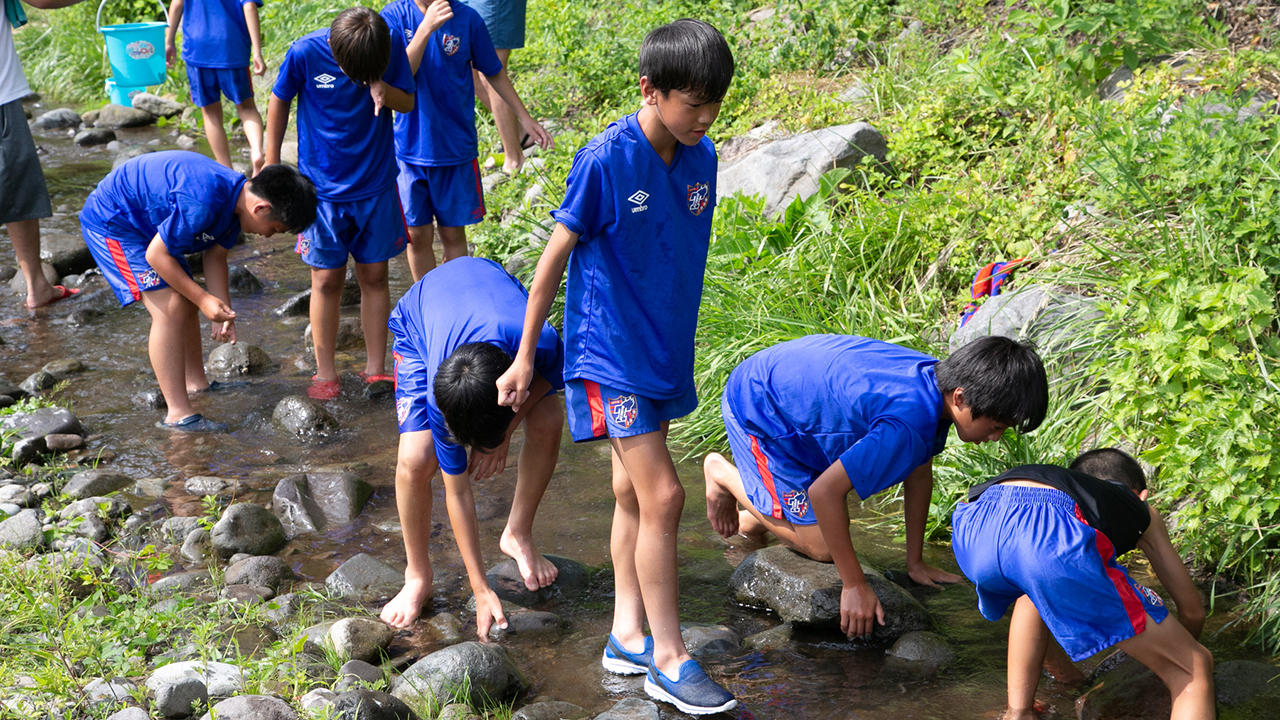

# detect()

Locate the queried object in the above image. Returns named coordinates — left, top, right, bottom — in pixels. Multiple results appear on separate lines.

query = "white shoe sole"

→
left=601, top=650, right=647, bottom=675
left=643, top=676, right=739, bottom=715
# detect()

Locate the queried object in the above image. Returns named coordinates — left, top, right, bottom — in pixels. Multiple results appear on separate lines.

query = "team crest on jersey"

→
left=441, top=33, right=461, bottom=55
left=295, top=235, right=310, bottom=256
left=1139, top=585, right=1165, bottom=607
left=139, top=269, right=161, bottom=289
left=607, top=394, right=639, bottom=429
left=781, top=490, right=809, bottom=518
left=686, top=182, right=710, bottom=216
left=396, top=396, right=411, bottom=424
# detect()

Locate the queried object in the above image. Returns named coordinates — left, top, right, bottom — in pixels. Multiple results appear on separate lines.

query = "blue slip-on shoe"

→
left=601, top=633, right=653, bottom=675
left=156, top=413, right=228, bottom=433
left=644, top=659, right=738, bottom=715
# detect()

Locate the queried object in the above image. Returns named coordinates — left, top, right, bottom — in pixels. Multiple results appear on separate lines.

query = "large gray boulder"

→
left=199, top=695, right=298, bottom=720
left=272, top=471, right=373, bottom=538
left=147, top=661, right=245, bottom=701
left=717, top=122, right=888, bottom=217
left=210, top=503, right=286, bottom=558
left=31, top=107, right=81, bottom=131
left=391, top=642, right=524, bottom=707
left=41, top=231, right=93, bottom=276
left=273, top=395, right=338, bottom=437
left=0, top=509, right=45, bottom=551
left=330, top=689, right=418, bottom=720
left=62, top=469, right=132, bottom=500
left=0, top=407, right=83, bottom=441
left=948, top=283, right=1103, bottom=355
left=326, top=617, right=393, bottom=663
left=324, top=553, right=403, bottom=602
left=729, top=545, right=929, bottom=642
left=129, top=92, right=183, bottom=118
left=206, top=343, right=274, bottom=377
left=95, top=104, right=155, bottom=129
left=225, top=555, right=294, bottom=594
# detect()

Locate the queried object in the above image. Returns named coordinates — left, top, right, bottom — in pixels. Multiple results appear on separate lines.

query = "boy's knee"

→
left=355, top=263, right=388, bottom=287
left=798, top=543, right=832, bottom=563
left=525, top=397, right=564, bottom=436
left=312, top=271, right=345, bottom=294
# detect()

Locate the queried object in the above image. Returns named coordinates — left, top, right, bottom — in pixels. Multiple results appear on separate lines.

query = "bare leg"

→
left=406, top=225, right=435, bottom=282
left=354, top=260, right=390, bottom=377
left=200, top=101, right=233, bottom=169
left=9, top=219, right=57, bottom=308
left=609, top=441, right=648, bottom=657
left=182, top=301, right=211, bottom=393
left=474, top=49, right=523, bottom=174
left=309, top=266, right=345, bottom=382
left=142, top=288, right=200, bottom=423
left=435, top=225, right=469, bottom=263
left=235, top=98, right=265, bottom=174
left=498, top=393, right=563, bottom=590
left=1116, top=613, right=1215, bottom=720
left=703, top=452, right=828, bottom=559
left=1005, top=595, right=1051, bottom=720
left=381, top=430, right=438, bottom=628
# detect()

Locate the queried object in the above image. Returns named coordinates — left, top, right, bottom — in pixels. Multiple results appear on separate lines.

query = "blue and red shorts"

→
left=81, top=226, right=184, bottom=306
left=952, top=483, right=1169, bottom=661
left=186, top=65, right=254, bottom=108
left=296, top=186, right=408, bottom=269
left=722, top=395, right=818, bottom=525
left=395, top=158, right=485, bottom=229
left=564, top=379, right=695, bottom=443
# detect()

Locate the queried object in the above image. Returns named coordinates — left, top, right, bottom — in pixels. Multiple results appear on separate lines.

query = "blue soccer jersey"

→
left=180, top=0, right=261, bottom=69
left=382, top=0, right=502, bottom=165
left=389, top=256, right=563, bottom=475
left=551, top=111, right=717, bottom=400
left=272, top=28, right=414, bottom=201
left=79, top=150, right=244, bottom=254
left=722, top=335, right=950, bottom=500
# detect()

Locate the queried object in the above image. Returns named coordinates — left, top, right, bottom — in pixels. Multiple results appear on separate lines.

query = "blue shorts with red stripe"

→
left=186, top=65, right=254, bottom=108
left=564, top=379, right=696, bottom=442
left=296, top=185, right=408, bottom=269
left=952, top=483, right=1169, bottom=661
left=81, top=226, right=186, bottom=306
left=395, top=159, right=485, bottom=228
left=722, top=394, right=818, bottom=525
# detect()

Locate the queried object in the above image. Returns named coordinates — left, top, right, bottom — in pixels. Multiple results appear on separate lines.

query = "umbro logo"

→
left=314, top=73, right=337, bottom=88
left=628, top=190, right=649, bottom=213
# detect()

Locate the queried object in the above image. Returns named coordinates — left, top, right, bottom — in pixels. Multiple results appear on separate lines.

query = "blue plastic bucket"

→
left=97, top=0, right=169, bottom=87
left=105, top=78, right=148, bottom=107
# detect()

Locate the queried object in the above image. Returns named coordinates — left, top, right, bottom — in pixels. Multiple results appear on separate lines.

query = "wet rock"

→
left=181, top=527, right=212, bottom=564
left=44, top=433, right=84, bottom=451
left=150, top=570, right=213, bottom=595
left=41, top=231, right=94, bottom=276
left=228, top=264, right=264, bottom=294
left=199, top=695, right=298, bottom=720
left=511, top=701, right=589, bottom=720
left=305, top=316, right=364, bottom=351
left=185, top=475, right=233, bottom=495
left=486, top=554, right=589, bottom=606
left=336, top=659, right=383, bottom=690
left=682, top=623, right=741, bottom=658
left=885, top=630, right=954, bottom=670
left=31, top=108, right=82, bottom=131
left=75, top=127, right=116, bottom=146
left=1214, top=659, right=1280, bottom=708
left=391, top=641, right=525, bottom=707
left=0, top=509, right=45, bottom=550
left=225, top=555, right=294, bottom=594
left=273, top=395, right=339, bottom=437
left=130, top=92, right=183, bottom=118
left=41, top=358, right=84, bottom=378
left=63, top=469, right=132, bottom=500
left=729, top=545, right=929, bottom=642
left=0, top=406, right=83, bottom=441
left=11, top=436, right=46, bottom=466
left=717, top=122, right=888, bottom=217
left=81, top=108, right=101, bottom=125
left=273, top=471, right=373, bottom=538
left=489, top=609, right=564, bottom=640
left=947, top=284, right=1102, bottom=356
left=210, top=502, right=286, bottom=558
left=84, top=677, right=137, bottom=706
left=176, top=134, right=197, bottom=149
left=223, top=583, right=273, bottom=604
left=0, top=375, right=24, bottom=399
left=325, top=552, right=403, bottom=602
left=20, top=369, right=56, bottom=394
left=275, top=288, right=311, bottom=317
left=96, top=104, right=155, bottom=129
left=331, top=689, right=418, bottom=720
left=592, top=698, right=659, bottom=720
left=133, top=389, right=166, bottom=410
left=206, top=342, right=273, bottom=377
left=743, top=622, right=793, bottom=651
left=1075, top=654, right=1167, bottom=720
left=429, top=611, right=466, bottom=645
left=327, top=617, right=393, bottom=663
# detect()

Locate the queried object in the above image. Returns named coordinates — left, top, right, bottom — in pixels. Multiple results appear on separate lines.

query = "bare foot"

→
left=736, top=509, right=768, bottom=544
left=380, top=576, right=432, bottom=629
left=1043, top=658, right=1086, bottom=687
left=703, top=453, right=741, bottom=538
left=499, top=527, right=558, bottom=591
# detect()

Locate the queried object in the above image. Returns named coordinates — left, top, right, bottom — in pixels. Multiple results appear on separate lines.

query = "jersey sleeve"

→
left=837, top=416, right=931, bottom=500
left=272, top=41, right=303, bottom=101
left=156, top=195, right=216, bottom=254
left=551, top=149, right=610, bottom=239
left=469, top=13, right=503, bottom=76
left=383, top=29, right=414, bottom=94
left=240, top=0, right=263, bottom=8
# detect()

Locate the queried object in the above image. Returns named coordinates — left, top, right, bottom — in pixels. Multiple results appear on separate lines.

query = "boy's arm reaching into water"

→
left=496, top=223, right=578, bottom=411
left=144, top=235, right=235, bottom=326
left=902, top=461, right=964, bottom=586
left=1137, top=504, right=1206, bottom=638
left=810, top=459, right=885, bottom=639
left=201, top=244, right=235, bottom=343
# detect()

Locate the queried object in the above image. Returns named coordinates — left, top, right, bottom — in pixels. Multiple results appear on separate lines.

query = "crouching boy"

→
left=79, top=150, right=315, bottom=431
left=952, top=448, right=1214, bottom=720
left=380, top=256, right=564, bottom=637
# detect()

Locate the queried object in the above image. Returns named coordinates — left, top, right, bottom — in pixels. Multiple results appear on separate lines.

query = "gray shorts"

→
left=0, top=98, right=52, bottom=226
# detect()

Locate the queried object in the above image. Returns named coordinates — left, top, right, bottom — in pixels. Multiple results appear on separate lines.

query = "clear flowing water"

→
left=2, top=103, right=1273, bottom=720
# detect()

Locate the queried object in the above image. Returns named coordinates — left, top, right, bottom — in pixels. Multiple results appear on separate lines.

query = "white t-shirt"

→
left=0, top=14, right=33, bottom=106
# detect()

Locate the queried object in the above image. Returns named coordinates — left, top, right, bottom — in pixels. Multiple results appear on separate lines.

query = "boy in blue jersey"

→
left=264, top=7, right=416, bottom=401
left=78, top=150, right=316, bottom=431
left=380, top=0, right=551, bottom=280
left=496, top=19, right=737, bottom=715
left=379, top=257, right=564, bottom=636
left=165, top=0, right=268, bottom=171
left=953, top=449, right=1213, bottom=720
left=704, top=334, right=1049, bottom=638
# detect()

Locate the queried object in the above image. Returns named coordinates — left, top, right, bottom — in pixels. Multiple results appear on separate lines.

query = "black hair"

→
left=639, top=18, right=734, bottom=103
left=434, top=342, right=516, bottom=451
left=1070, top=448, right=1147, bottom=492
left=329, top=7, right=391, bottom=85
left=247, top=164, right=317, bottom=233
left=935, top=335, right=1048, bottom=433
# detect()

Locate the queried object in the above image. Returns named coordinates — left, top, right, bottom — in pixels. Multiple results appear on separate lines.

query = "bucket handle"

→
left=97, top=0, right=170, bottom=32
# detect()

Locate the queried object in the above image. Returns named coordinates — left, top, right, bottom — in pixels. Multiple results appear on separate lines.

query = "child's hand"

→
left=368, top=80, right=386, bottom=116
left=211, top=318, right=237, bottom=344
left=470, top=437, right=511, bottom=481
left=839, top=582, right=885, bottom=639
left=421, top=0, right=453, bottom=33
left=251, top=51, right=267, bottom=76
left=251, top=149, right=266, bottom=176
left=907, top=561, right=964, bottom=587
left=495, top=362, right=532, bottom=412
left=165, top=40, right=176, bottom=68
left=521, top=118, right=554, bottom=151
left=198, top=294, right=236, bottom=324
left=474, top=587, right=507, bottom=641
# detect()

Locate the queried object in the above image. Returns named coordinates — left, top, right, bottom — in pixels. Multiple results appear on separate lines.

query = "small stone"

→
left=185, top=475, right=231, bottom=495
left=75, top=128, right=116, bottom=146
left=327, top=617, right=393, bottom=663
left=43, top=433, right=84, bottom=451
